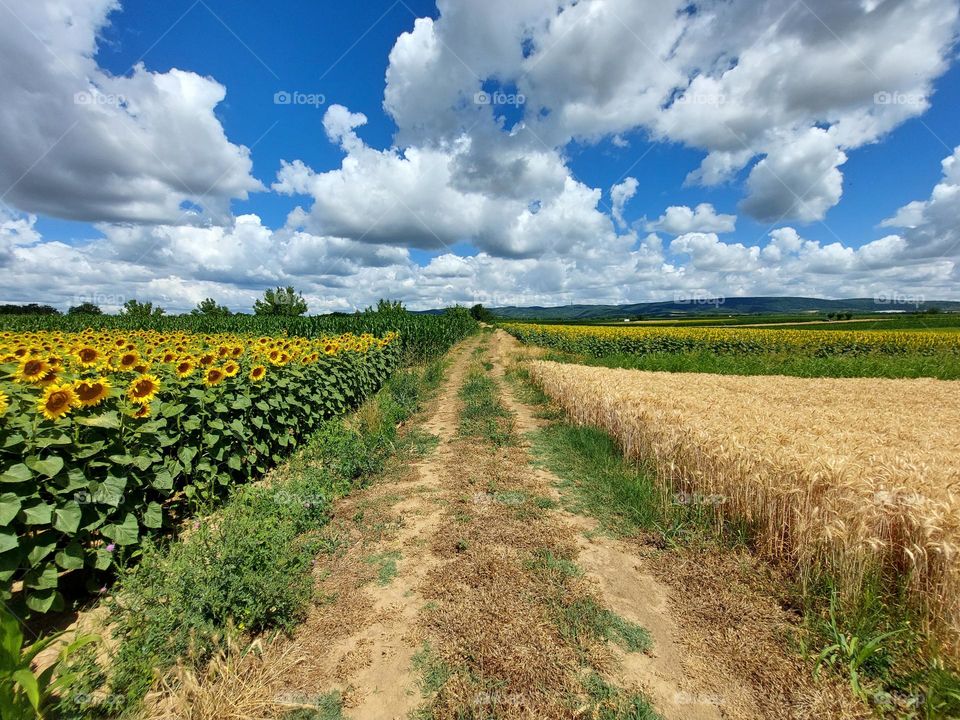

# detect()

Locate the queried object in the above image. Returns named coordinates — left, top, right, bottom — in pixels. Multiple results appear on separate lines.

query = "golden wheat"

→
left=527, top=361, right=960, bottom=655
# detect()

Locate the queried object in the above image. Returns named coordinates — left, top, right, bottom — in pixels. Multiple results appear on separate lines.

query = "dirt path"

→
left=259, top=331, right=864, bottom=719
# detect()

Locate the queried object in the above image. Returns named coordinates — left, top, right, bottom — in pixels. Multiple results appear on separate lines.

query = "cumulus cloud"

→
left=647, top=203, right=737, bottom=235
left=610, top=177, right=638, bottom=228
left=373, top=0, right=957, bottom=223
left=2, top=0, right=959, bottom=311
left=881, top=146, right=960, bottom=259
left=0, top=0, right=261, bottom=224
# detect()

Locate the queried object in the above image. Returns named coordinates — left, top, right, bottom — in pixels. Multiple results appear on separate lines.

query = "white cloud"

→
left=881, top=146, right=960, bottom=259
left=610, top=177, right=638, bottom=227
left=647, top=203, right=737, bottom=235
left=0, top=0, right=261, bottom=225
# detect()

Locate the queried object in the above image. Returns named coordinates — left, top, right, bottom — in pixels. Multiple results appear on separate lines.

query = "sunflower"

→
left=222, top=360, right=240, bottom=377
left=0, top=389, right=8, bottom=416
left=37, top=367, right=61, bottom=386
left=117, top=351, right=140, bottom=372
left=75, top=346, right=101, bottom=368
left=175, top=359, right=195, bottom=378
left=249, top=365, right=266, bottom=382
left=15, top=357, right=49, bottom=383
left=74, top=378, right=111, bottom=407
left=161, top=351, right=176, bottom=364
left=204, top=367, right=226, bottom=386
left=198, top=353, right=215, bottom=367
left=132, top=403, right=151, bottom=419
left=126, top=374, right=160, bottom=405
left=38, top=383, right=77, bottom=421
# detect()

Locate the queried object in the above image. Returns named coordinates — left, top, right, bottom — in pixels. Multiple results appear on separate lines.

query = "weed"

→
left=364, top=551, right=401, bottom=586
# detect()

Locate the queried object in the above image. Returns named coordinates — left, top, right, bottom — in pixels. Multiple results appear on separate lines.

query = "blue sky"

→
left=2, top=0, right=959, bottom=312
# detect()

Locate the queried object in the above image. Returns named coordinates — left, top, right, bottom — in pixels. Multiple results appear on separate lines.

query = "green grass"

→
left=581, top=673, right=662, bottom=720
left=458, top=367, right=514, bottom=446
left=412, top=642, right=452, bottom=696
left=543, top=349, right=960, bottom=380
left=364, top=550, right=401, bottom=586
left=282, top=691, right=345, bottom=720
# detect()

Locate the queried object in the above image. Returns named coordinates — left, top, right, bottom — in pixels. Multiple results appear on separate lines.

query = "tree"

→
left=253, top=286, right=308, bottom=316
left=469, top=304, right=495, bottom=322
left=68, top=302, right=103, bottom=315
left=118, top=299, right=165, bottom=318
left=0, top=304, right=59, bottom=315
left=191, top=298, right=232, bottom=317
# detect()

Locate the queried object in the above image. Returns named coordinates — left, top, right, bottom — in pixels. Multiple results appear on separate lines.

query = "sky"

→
left=0, top=0, right=959, bottom=314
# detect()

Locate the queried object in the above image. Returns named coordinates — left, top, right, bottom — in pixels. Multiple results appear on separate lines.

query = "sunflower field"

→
left=0, top=329, right=401, bottom=614
left=502, top=322, right=960, bottom=358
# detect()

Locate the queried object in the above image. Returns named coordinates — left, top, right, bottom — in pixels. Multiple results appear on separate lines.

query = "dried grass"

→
left=143, top=635, right=302, bottom=720
left=528, top=361, right=960, bottom=656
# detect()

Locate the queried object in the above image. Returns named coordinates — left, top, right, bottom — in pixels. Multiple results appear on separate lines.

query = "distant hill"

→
left=483, top=297, right=960, bottom=320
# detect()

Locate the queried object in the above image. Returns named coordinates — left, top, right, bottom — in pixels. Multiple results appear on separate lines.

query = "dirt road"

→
left=253, top=331, right=864, bottom=719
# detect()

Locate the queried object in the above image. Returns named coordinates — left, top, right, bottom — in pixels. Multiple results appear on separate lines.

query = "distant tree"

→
left=0, top=303, right=60, bottom=315
left=367, top=299, right=407, bottom=315
left=191, top=298, right=232, bottom=317
left=118, top=299, right=165, bottom=318
left=469, top=304, right=495, bottom=322
left=924, top=306, right=942, bottom=314
left=68, top=302, right=103, bottom=315
left=253, top=286, right=308, bottom=316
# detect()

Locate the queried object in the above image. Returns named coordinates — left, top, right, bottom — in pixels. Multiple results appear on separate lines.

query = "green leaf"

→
left=21, top=502, right=53, bottom=526
left=25, top=534, right=57, bottom=566
left=0, top=529, right=17, bottom=554
left=151, top=470, right=173, bottom=492
left=12, top=668, right=40, bottom=710
left=0, top=492, right=22, bottom=525
left=27, top=456, right=64, bottom=478
left=101, top=513, right=139, bottom=546
left=53, top=501, right=82, bottom=534
left=142, top=502, right=163, bottom=529
left=25, top=588, right=62, bottom=614
left=0, top=549, right=20, bottom=581
left=0, top=464, right=32, bottom=484
left=161, top=403, right=188, bottom=418
left=76, top=411, right=120, bottom=429
left=55, top=543, right=85, bottom=571
left=23, top=563, right=58, bottom=590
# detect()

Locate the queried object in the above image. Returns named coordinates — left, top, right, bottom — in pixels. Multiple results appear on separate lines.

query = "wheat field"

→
left=527, top=360, right=960, bottom=655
